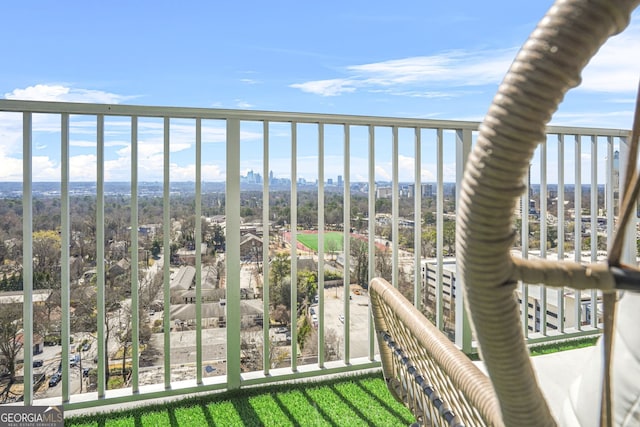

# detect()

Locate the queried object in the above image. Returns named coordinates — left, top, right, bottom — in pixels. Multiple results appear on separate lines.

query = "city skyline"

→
left=1, top=2, right=638, bottom=183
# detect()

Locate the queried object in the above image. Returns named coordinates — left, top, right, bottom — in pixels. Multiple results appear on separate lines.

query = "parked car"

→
left=275, top=327, right=288, bottom=334
left=81, top=342, right=91, bottom=352
left=33, top=359, right=43, bottom=368
left=338, top=314, right=345, bottom=323
left=48, top=373, right=61, bottom=387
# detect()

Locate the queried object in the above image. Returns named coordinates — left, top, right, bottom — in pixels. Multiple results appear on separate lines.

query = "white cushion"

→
left=561, top=292, right=640, bottom=426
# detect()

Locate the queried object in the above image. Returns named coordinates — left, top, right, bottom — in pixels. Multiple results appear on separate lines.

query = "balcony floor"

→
left=65, top=371, right=415, bottom=426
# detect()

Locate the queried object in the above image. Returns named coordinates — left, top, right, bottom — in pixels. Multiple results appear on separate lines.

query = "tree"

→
left=398, top=266, right=414, bottom=303
left=297, top=270, right=317, bottom=309
left=350, top=237, right=368, bottom=287
left=375, top=247, right=392, bottom=282
left=115, top=307, right=133, bottom=382
left=272, top=304, right=290, bottom=326
left=547, top=225, right=558, bottom=249
left=270, top=254, right=291, bottom=308
left=271, top=253, right=290, bottom=286
left=0, top=240, right=8, bottom=264
left=326, top=238, right=339, bottom=263
left=442, top=219, right=456, bottom=255
left=139, top=267, right=162, bottom=310
left=0, top=304, right=23, bottom=383
left=150, top=239, right=161, bottom=258
left=211, top=223, right=225, bottom=253
left=297, top=315, right=312, bottom=351
left=32, top=230, right=61, bottom=281
left=423, top=211, right=436, bottom=225
left=421, top=227, right=437, bottom=257
left=35, top=288, right=61, bottom=337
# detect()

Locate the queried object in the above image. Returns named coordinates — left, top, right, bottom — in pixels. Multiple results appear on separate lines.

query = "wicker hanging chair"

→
left=371, top=0, right=640, bottom=425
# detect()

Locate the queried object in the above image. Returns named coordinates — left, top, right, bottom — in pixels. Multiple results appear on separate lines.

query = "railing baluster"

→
left=521, top=163, right=530, bottom=338
left=606, top=136, right=614, bottom=246
left=414, top=127, right=422, bottom=308
left=540, top=138, right=548, bottom=335
left=574, top=135, right=582, bottom=330
left=162, top=117, right=171, bottom=388
left=454, top=129, right=472, bottom=353
left=391, top=126, right=399, bottom=289
left=61, top=113, right=70, bottom=402
left=195, top=118, right=203, bottom=384
left=97, top=114, right=106, bottom=397
left=557, top=134, right=566, bottom=333
left=131, top=116, right=140, bottom=392
left=367, top=124, right=376, bottom=360
left=290, top=121, right=298, bottom=371
left=343, top=124, right=351, bottom=363
left=262, top=121, right=271, bottom=375
left=590, top=135, right=598, bottom=328
left=226, top=118, right=241, bottom=388
left=436, top=128, right=444, bottom=331
left=22, top=112, right=34, bottom=405
left=317, top=123, right=325, bottom=367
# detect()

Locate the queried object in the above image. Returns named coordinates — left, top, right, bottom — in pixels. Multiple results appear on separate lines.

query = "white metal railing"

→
left=0, top=99, right=631, bottom=409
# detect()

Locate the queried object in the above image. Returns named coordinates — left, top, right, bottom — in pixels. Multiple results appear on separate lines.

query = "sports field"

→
left=296, top=231, right=343, bottom=252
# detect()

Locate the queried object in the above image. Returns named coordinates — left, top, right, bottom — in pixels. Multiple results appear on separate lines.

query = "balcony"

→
left=0, top=99, right=633, bottom=413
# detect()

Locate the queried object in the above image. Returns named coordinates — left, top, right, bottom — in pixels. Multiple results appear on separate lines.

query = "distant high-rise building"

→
left=337, top=175, right=343, bottom=187
left=376, top=186, right=393, bottom=199
left=327, top=178, right=333, bottom=186
left=422, top=184, right=433, bottom=197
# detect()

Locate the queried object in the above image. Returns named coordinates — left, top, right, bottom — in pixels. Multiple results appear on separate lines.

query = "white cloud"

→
left=375, top=165, right=391, bottom=181
left=578, top=22, right=640, bottom=93
left=348, top=50, right=513, bottom=87
left=291, top=17, right=640, bottom=100
left=0, top=84, right=256, bottom=181
left=69, top=154, right=97, bottom=181
left=371, top=89, right=463, bottom=99
left=290, top=49, right=515, bottom=97
left=202, top=164, right=224, bottom=180
left=4, top=84, right=136, bottom=104
left=421, top=169, right=436, bottom=181
left=169, top=163, right=196, bottom=181
left=290, top=79, right=357, bottom=97
left=550, top=110, right=633, bottom=129
left=0, top=156, right=24, bottom=181
left=235, top=100, right=254, bottom=108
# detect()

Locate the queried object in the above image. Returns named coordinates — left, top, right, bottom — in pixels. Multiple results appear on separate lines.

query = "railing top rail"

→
left=0, top=99, right=477, bottom=128
left=0, top=99, right=629, bottom=136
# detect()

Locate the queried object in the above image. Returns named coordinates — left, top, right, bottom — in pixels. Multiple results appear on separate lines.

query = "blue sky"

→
left=1, top=1, right=639, bottom=183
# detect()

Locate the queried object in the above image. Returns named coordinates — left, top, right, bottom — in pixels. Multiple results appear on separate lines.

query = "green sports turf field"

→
left=296, top=231, right=343, bottom=252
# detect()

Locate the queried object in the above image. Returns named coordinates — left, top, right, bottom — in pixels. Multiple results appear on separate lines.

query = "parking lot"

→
left=318, top=285, right=374, bottom=359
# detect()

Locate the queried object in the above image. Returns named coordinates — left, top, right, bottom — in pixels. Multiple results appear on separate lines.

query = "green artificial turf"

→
left=65, top=373, right=415, bottom=426
left=296, top=231, right=344, bottom=252
left=529, top=336, right=599, bottom=357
